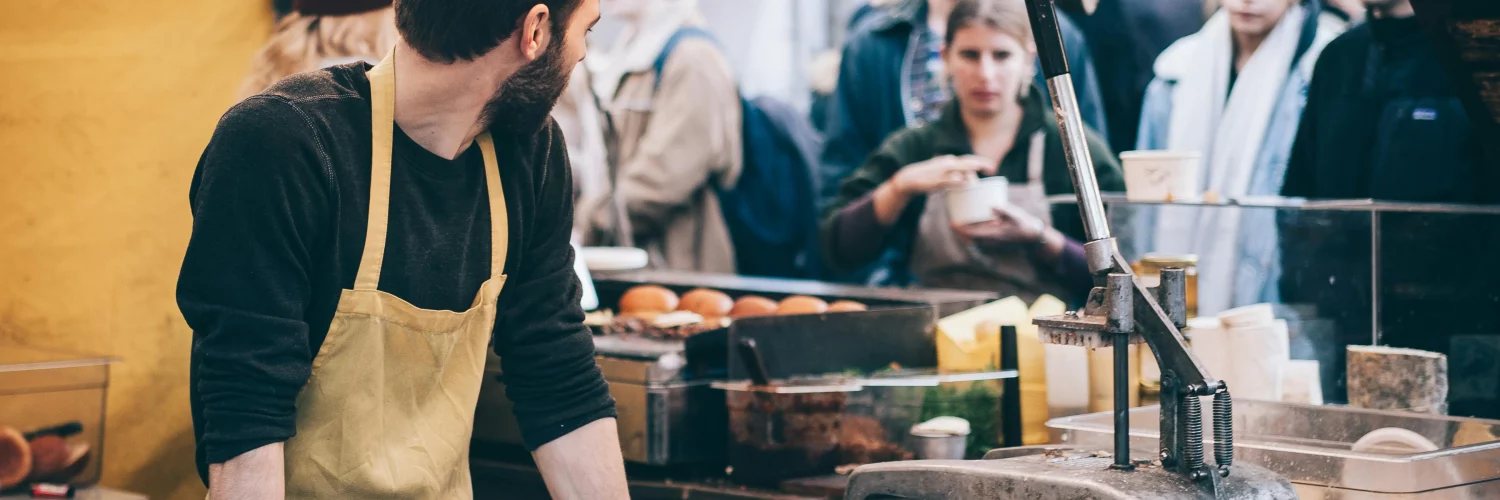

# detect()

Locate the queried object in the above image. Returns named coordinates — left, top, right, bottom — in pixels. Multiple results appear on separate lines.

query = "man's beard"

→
left=481, top=36, right=571, bottom=138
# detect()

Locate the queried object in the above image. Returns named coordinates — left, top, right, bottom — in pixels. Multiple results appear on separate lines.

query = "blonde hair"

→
left=236, top=8, right=398, bottom=99
left=945, top=0, right=1034, bottom=48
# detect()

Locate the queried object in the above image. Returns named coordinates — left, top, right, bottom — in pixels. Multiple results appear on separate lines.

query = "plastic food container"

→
left=844, top=370, right=1017, bottom=461
left=0, top=344, right=115, bottom=491
left=1120, top=150, right=1201, bottom=202
left=716, top=379, right=860, bottom=486
left=840, top=385, right=922, bottom=465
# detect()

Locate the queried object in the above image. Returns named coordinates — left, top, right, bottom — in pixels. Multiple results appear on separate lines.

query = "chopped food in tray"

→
left=595, top=315, right=729, bottom=340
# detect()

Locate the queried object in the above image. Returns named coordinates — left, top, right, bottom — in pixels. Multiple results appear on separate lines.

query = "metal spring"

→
left=1183, top=394, right=1204, bottom=469
left=1214, top=390, right=1234, bottom=468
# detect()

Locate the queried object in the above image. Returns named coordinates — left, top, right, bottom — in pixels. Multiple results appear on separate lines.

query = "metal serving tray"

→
left=1048, top=400, right=1500, bottom=496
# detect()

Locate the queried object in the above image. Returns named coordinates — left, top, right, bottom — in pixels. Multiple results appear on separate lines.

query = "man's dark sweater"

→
left=178, top=63, right=615, bottom=483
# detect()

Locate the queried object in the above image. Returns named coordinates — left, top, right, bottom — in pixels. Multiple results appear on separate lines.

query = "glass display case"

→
left=0, top=344, right=115, bottom=491
left=1047, top=194, right=1500, bottom=418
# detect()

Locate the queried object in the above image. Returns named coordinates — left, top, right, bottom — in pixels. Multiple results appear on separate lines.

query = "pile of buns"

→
left=602, top=285, right=869, bottom=339
left=619, top=285, right=867, bottom=321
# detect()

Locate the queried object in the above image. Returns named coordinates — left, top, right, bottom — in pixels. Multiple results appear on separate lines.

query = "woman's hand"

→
left=953, top=205, right=1067, bottom=264
left=873, top=155, right=995, bottom=226
left=890, top=155, right=996, bottom=196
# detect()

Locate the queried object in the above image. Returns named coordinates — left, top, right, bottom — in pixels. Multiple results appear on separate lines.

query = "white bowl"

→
left=1120, top=150, right=1202, bottom=202
left=945, top=177, right=1009, bottom=226
left=1343, top=427, right=1458, bottom=493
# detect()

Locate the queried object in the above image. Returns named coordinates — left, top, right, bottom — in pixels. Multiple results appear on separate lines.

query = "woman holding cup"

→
left=820, top=0, right=1123, bottom=303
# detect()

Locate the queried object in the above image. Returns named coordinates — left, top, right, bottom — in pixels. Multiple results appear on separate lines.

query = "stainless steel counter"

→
left=1050, top=400, right=1500, bottom=498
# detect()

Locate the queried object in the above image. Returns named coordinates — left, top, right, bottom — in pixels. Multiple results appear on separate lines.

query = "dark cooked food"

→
left=839, top=415, right=913, bottom=464
left=0, top=427, right=31, bottom=488
left=729, top=295, right=779, bottom=318
left=679, top=288, right=734, bottom=319
left=26, top=435, right=69, bottom=482
left=776, top=296, right=829, bottom=315
left=618, top=285, right=679, bottom=318
left=728, top=390, right=847, bottom=486
left=34, top=443, right=89, bottom=483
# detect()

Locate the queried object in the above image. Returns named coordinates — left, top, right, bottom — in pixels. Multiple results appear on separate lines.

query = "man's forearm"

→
left=209, top=442, right=285, bottom=500
left=533, top=418, right=629, bottom=500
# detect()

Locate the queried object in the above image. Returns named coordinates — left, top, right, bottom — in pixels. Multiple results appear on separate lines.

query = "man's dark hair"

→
left=395, top=0, right=582, bottom=63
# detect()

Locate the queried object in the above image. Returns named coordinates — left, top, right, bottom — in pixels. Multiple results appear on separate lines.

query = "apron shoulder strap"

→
left=1027, top=130, right=1047, bottom=186
left=355, top=53, right=397, bottom=291
left=477, top=133, right=508, bottom=276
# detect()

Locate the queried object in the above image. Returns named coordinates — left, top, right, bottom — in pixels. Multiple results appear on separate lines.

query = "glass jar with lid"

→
left=1130, top=254, right=1198, bottom=404
left=1132, top=254, right=1199, bottom=318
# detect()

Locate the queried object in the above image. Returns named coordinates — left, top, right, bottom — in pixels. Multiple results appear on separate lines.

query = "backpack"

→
left=652, top=27, right=825, bottom=280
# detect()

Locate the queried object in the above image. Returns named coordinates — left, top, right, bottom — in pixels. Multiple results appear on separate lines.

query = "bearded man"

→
left=176, top=0, right=628, bottom=498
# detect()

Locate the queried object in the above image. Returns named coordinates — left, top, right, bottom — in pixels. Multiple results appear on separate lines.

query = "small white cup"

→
left=946, top=177, right=1009, bottom=226
left=1120, top=151, right=1202, bottom=202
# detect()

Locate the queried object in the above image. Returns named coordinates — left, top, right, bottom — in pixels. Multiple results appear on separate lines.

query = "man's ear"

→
left=520, top=4, right=553, bottom=61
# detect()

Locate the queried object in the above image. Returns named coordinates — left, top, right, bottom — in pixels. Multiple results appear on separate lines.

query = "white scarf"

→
left=1152, top=5, right=1304, bottom=315
left=588, top=0, right=702, bottom=101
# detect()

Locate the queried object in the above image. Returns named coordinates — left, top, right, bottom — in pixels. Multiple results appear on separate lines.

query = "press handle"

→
left=1022, top=0, right=1070, bottom=78
left=737, top=338, right=772, bottom=386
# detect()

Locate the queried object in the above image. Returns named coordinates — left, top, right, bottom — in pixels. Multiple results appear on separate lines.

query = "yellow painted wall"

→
left=0, top=1, right=273, bottom=498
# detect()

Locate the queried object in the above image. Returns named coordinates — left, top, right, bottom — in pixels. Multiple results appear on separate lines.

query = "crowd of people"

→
left=239, top=0, right=1485, bottom=313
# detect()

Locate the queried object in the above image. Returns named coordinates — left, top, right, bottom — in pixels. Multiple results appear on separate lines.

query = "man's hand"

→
left=953, top=205, right=1067, bottom=264
left=533, top=418, right=630, bottom=499
left=209, top=442, right=285, bottom=500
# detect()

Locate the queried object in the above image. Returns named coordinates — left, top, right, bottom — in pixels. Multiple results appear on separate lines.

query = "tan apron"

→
left=911, top=131, right=1067, bottom=302
left=282, top=52, right=508, bottom=499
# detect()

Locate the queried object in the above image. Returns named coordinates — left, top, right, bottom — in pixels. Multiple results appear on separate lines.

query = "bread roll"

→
left=828, top=300, right=868, bottom=312
left=679, top=289, right=734, bottom=319
left=33, top=443, right=89, bottom=484
left=776, top=296, right=830, bottom=315
left=27, top=435, right=68, bottom=481
left=0, top=427, right=31, bottom=488
left=619, top=285, right=679, bottom=318
left=730, top=296, right=779, bottom=318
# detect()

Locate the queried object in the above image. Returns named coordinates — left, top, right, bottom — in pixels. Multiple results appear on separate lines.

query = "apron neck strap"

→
left=1026, top=130, right=1046, bottom=185
left=478, top=133, right=509, bottom=277
left=355, top=50, right=509, bottom=291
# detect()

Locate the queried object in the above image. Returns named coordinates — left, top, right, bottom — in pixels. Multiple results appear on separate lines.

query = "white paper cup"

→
left=945, top=177, right=1009, bottom=226
left=1219, top=303, right=1276, bottom=329
left=1120, top=151, right=1202, bottom=202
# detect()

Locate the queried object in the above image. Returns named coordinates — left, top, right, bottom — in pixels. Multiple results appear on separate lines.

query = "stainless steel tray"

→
left=1047, top=400, right=1500, bottom=494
